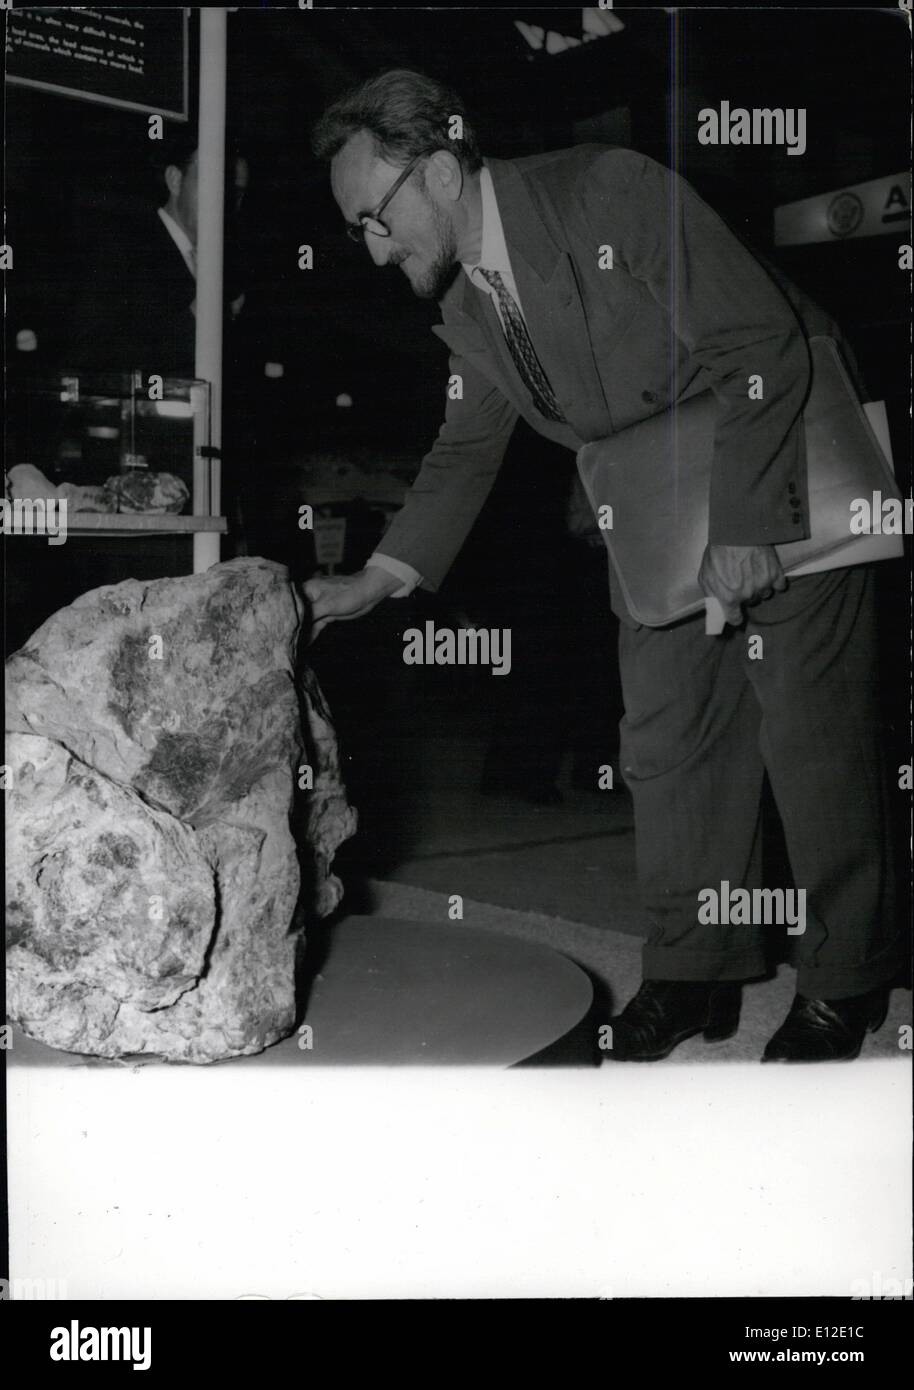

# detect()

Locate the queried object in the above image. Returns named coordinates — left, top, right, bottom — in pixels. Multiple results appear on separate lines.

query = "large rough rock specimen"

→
left=6, top=558, right=355, bottom=1062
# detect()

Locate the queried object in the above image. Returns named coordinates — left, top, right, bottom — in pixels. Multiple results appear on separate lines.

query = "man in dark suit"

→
left=305, top=70, right=903, bottom=1061
left=66, top=136, right=198, bottom=377
left=65, top=134, right=247, bottom=378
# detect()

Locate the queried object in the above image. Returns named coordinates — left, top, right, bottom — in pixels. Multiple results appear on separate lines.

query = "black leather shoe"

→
left=762, top=989, right=889, bottom=1062
left=606, top=979, right=742, bottom=1061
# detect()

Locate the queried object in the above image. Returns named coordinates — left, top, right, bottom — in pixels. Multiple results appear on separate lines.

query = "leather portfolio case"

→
left=575, top=335, right=904, bottom=628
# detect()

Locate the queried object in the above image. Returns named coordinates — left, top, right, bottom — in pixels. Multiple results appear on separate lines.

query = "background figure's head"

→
left=151, top=132, right=249, bottom=248
left=312, top=69, right=483, bottom=300
left=152, top=130, right=199, bottom=243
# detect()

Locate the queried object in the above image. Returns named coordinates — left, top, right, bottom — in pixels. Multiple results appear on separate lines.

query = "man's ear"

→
left=164, top=164, right=183, bottom=200
left=426, top=149, right=463, bottom=203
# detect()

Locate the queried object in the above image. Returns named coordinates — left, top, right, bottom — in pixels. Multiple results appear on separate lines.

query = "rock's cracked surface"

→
left=6, top=558, right=356, bottom=1062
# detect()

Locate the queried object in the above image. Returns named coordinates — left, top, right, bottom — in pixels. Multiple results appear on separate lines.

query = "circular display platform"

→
left=8, top=917, right=594, bottom=1068
left=286, top=917, right=594, bottom=1066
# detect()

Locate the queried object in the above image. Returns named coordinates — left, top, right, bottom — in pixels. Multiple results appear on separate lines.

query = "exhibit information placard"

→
left=5, top=7, right=189, bottom=120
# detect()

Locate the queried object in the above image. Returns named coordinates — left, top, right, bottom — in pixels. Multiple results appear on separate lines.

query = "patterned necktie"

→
left=477, top=267, right=566, bottom=423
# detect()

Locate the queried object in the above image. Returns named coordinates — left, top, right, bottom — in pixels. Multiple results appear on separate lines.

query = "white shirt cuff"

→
left=366, top=552, right=423, bottom=598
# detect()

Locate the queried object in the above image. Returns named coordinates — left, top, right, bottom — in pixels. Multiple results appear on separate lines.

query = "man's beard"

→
left=409, top=200, right=461, bottom=301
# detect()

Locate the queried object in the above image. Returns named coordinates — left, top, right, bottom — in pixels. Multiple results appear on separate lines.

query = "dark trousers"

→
left=618, top=565, right=902, bottom=998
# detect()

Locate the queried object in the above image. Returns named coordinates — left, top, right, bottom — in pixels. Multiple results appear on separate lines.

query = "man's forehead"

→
left=330, top=131, right=394, bottom=214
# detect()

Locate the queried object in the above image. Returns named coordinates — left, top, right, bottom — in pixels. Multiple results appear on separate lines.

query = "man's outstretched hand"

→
left=302, top=566, right=402, bottom=640
left=698, top=544, right=787, bottom=628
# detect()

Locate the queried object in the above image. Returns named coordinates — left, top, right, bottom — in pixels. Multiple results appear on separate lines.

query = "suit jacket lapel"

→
left=462, top=274, right=539, bottom=411
left=483, top=158, right=612, bottom=440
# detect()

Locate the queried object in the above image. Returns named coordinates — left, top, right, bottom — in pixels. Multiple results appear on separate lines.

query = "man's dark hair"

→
left=311, top=68, right=483, bottom=173
left=148, top=128, right=197, bottom=202
left=148, top=130, right=248, bottom=205
left=150, top=128, right=197, bottom=181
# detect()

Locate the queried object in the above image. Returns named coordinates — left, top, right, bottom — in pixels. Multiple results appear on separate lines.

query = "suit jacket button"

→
left=788, top=482, right=799, bottom=496
left=792, top=512, right=802, bottom=523
left=642, top=390, right=658, bottom=404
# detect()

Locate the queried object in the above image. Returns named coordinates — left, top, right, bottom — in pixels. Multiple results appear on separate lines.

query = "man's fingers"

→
left=701, top=545, right=785, bottom=626
left=302, top=577, right=360, bottom=624
left=749, top=551, right=787, bottom=598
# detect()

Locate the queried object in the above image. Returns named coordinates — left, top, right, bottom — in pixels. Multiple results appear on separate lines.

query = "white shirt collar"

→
left=460, top=164, right=524, bottom=315
left=158, top=206, right=196, bottom=277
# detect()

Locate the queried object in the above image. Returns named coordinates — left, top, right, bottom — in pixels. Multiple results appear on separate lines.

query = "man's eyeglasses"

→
left=345, top=151, right=433, bottom=243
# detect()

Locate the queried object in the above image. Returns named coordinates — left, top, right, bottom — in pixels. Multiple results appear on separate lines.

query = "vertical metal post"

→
left=193, top=6, right=226, bottom=573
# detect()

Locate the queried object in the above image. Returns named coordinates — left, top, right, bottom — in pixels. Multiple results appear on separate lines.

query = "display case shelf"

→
left=57, top=513, right=227, bottom=538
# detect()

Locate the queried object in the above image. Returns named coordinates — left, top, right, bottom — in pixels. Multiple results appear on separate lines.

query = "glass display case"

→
left=6, top=368, right=211, bottom=514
